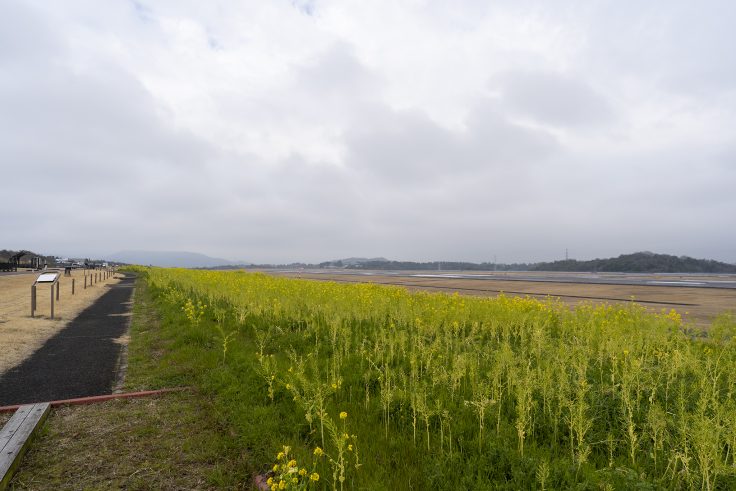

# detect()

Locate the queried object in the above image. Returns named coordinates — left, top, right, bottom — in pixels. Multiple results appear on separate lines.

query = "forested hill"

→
left=329, top=252, right=736, bottom=273
left=530, top=252, right=736, bottom=273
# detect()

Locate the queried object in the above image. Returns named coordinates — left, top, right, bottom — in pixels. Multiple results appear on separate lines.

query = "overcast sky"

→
left=2, top=0, right=735, bottom=264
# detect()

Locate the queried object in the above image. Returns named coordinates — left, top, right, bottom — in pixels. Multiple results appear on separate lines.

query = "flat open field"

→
left=0, top=269, right=121, bottom=375
left=268, top=269, right=736, bottom=326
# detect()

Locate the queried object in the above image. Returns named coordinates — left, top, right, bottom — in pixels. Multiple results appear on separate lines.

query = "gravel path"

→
left=0, top=274, right=135, bottom=406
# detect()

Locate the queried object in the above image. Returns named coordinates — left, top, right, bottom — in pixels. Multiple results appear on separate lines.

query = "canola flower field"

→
left=137, top=267, right=736, bottom=490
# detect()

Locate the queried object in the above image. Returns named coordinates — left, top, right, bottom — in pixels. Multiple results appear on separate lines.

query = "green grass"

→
left=124, top=275, right=300, bottom=487
left=126, top=267, right=736, bottom=490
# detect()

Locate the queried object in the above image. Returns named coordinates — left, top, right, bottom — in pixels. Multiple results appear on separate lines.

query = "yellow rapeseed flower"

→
left=276, top=452, right=284, bottom=460
left=299, top=468, right=307, bottom=476
left=314, top=447, right=324, bottom=457
left=273, top=464, right=279, bottom=472
left=310, top=472, right=320, bottom=482
left=340, top=411, right=348, bottom=419
left=287, top=459, right=297, bottom=468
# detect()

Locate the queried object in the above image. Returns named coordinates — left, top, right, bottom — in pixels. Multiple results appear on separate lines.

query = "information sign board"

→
left=36, top=273, right=58, bottom=283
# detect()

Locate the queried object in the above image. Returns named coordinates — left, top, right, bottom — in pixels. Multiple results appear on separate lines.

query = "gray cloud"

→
left=346, top=101, right=559, bottom=184
left=495, top=70, right=613, bottom=127
left=2, top=0, right=735, bottom=264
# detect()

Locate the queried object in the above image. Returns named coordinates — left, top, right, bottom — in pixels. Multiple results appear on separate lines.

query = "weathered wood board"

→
left=0, top=403, right=50, bottom=490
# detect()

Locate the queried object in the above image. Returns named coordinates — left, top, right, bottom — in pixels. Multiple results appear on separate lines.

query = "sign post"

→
left=32, top=272, right=60, bottom=319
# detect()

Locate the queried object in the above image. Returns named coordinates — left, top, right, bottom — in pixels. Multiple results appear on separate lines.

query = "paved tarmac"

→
left=0, top=273, right=135, bottom=406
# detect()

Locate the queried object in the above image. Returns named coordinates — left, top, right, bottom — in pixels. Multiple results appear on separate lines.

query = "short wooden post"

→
left=84, top=275, right=87, bottom=289
left=31, top=285, right=36, bottom=317
left=56, top=281, right=60, bottom=301
left=72, top=278, right=75, bottom=295
left=50, top=285, right=54, bottom=320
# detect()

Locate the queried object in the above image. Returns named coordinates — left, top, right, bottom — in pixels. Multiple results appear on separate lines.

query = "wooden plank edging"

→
left=0, top=403, right=50, bottom=490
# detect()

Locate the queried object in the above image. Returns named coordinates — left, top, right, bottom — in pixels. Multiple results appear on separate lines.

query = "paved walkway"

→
left=0, top=274, right=135, bottom=406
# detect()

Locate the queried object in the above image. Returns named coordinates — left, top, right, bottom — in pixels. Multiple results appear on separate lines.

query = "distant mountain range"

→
left=8, top=249, right=728, bottom=272
left=320, top=257, right=389, bottom=267
left=323, top=252, right=736, bottom=273
left=106, top=250, right=246, bottom=268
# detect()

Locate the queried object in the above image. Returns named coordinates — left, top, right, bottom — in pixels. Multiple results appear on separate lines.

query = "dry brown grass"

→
left=273, top=271, right=736, bottom=326
left=8, top=393, right=225, bottom=490
left=0, top=270, right=121, bottom=375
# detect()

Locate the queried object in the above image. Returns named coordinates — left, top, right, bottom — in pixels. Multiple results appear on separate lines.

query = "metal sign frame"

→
left=31, top=271, right=60, bottom=319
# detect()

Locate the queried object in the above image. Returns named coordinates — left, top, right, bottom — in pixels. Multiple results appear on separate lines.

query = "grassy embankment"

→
left=123, top=267, right=736, bottom=490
